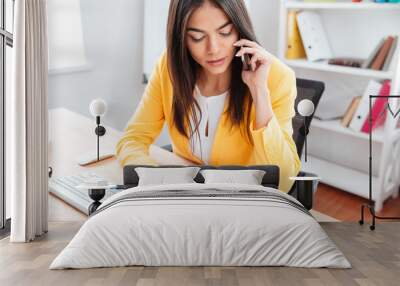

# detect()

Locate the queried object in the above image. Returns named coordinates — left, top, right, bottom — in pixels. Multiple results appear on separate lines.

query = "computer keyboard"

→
left=49, top=172, right=122, bottom=215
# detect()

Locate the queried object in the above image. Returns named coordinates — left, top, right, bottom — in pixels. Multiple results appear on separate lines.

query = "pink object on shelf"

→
left=361, top=80, right=391, bottom=134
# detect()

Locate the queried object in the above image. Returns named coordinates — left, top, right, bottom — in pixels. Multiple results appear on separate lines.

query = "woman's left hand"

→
left=233, top=39, right=273, bottom=95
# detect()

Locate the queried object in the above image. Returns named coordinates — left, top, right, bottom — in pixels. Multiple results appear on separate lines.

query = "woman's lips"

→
left=207, top=57, right=226, bottom=66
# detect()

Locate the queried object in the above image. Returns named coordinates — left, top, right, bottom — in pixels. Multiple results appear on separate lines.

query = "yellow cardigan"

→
left=116, top=51, right=301, bottom=193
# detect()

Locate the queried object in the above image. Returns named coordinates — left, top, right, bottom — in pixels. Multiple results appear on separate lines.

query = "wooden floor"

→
left=314, top=183, right=400, bottom=222
left=1, top=222, right=399, bottom=286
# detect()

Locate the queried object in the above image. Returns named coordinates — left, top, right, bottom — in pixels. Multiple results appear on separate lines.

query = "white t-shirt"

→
left=189, top=85, right=228, bottom=164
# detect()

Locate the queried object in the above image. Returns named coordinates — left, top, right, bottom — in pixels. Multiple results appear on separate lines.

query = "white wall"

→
left=48, top=0, right=88, bottom=72
left=48, top=0, right=280, bottom=146
left=48, top=0, right=146, bottom=132
left=251, top=0, right=280, bottom=55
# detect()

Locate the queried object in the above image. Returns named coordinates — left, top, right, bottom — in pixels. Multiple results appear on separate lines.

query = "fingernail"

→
left=233, top=42, right=239, bottom=46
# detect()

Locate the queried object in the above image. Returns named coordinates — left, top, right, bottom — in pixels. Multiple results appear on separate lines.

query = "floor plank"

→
left=1, top=222, right=399, bottom=286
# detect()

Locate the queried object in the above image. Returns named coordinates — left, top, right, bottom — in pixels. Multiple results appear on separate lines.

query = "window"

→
left=0, top=0, right=13, bottom=233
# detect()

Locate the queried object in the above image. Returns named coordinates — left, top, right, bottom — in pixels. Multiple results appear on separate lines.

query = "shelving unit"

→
left=278, top=0, right=400, bottom=211
left=311, top=119, right=385, bottom=143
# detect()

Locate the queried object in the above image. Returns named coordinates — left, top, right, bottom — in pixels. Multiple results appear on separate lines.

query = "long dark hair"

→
left=166, top=0, right=258, bottom=145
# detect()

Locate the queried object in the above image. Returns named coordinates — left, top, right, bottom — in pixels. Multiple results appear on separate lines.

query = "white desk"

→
left=48, top=108, right=124, bottom=217
left=48, top=106, right=192, bottom=179
left=48, top=107, right=191, bottom=218
left=49, top=107, right=124, bottom=183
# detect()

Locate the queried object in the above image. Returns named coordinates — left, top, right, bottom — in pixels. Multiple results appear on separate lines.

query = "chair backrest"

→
left=292, top=78, right=325, bottom=159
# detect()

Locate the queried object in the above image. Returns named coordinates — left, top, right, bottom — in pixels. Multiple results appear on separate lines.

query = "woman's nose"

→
left=207, top=35, right=220, bottom=54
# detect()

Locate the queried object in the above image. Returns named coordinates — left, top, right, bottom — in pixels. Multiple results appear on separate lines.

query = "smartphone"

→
left=237, top=39, right=252, bottom=70
left=241, top=53, right=251, bottom=71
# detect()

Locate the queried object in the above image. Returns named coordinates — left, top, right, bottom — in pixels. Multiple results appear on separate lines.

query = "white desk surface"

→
left=48, top=107, right=191, bottom=181
left=47, top=107, right=191, bottom=220
left=49, top=107, right=124, bottom=185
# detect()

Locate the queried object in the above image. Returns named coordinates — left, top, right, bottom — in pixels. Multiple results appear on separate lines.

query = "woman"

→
left=116, top=0, right=301, bottom=193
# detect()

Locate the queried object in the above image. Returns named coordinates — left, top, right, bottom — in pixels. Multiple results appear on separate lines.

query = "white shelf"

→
left=311, top=119, right=385, bottom=143
left=285, top=1, right=400, bottom=10
left=285, top=59, right=393, bottom=79
left=301, top=155, right=379, bottom=201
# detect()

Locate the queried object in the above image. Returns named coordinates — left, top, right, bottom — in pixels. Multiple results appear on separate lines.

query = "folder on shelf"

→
left=361, top=80, right=391, bottom=134
left=286, top=11, right=307, bottom=60
left=362, top=38, right=385, bottom=69
left=371, top=36, right=395, bottom=71
left=341, top=96, right=362, bottom=128
left=382, top=36, right=398, bottom=71
left=349, top=80, right=382, bottom=132
left=296, top=11, right=333, bottom=62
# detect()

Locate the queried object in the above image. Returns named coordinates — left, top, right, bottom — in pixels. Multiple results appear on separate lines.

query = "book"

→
left=362, top=38, right=385, bottom=69
left=371, top=36, right=395, bottom=70
left=341, top=96, right=362, bottom=128
left=328, top=57, right=363, bottom=68
left=296, top=11, right=333, bottom=61
left=349, top=80, right=382, bottom=132
left=382, top=36, right=398, bottom=71
left=286, top=11, right=307, bottom=60
left=361, top=80, right=391, bottom=134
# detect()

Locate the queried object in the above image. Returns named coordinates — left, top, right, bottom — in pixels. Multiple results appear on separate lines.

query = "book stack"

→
left=328, top=57, right=364, bottom=68
left=362, top=36, right=398, bottom=71
left=286, top=11, right=398, bottom=71
left=342, top=80, right=392, bottom=134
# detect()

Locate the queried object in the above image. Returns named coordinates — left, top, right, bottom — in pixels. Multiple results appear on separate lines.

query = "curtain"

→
left=9, top=0, right=48, bottom=242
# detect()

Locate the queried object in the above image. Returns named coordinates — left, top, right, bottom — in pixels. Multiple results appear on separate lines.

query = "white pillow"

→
left=200, top=169, right=266, bottom=185
left=135, top=167, right=201, bottom=186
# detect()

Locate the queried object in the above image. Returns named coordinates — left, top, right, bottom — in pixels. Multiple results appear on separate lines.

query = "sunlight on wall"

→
left=47, top=0, right=88, bottom=73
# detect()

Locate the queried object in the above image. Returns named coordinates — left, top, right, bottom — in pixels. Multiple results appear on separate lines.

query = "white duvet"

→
left=50, top=183, right=351, bottom=269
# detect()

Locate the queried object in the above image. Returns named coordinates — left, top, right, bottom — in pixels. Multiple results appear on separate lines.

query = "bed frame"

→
left=121, top=164, right=313, bottom=211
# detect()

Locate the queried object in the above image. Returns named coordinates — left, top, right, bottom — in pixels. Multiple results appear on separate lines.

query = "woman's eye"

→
left=189, top=29, right=231, bottom=42
left=220, top=29, right=232, bottom=37
left=191, top=36, right=204, bottom=42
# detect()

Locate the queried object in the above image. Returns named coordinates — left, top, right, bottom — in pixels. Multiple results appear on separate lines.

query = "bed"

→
left=50, top=165, right=350, bottom=269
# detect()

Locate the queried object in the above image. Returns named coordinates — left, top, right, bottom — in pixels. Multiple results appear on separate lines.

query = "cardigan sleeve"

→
left=248, top=65, right=301, bottom=193
left=115, top=55, right=165, bottom=166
